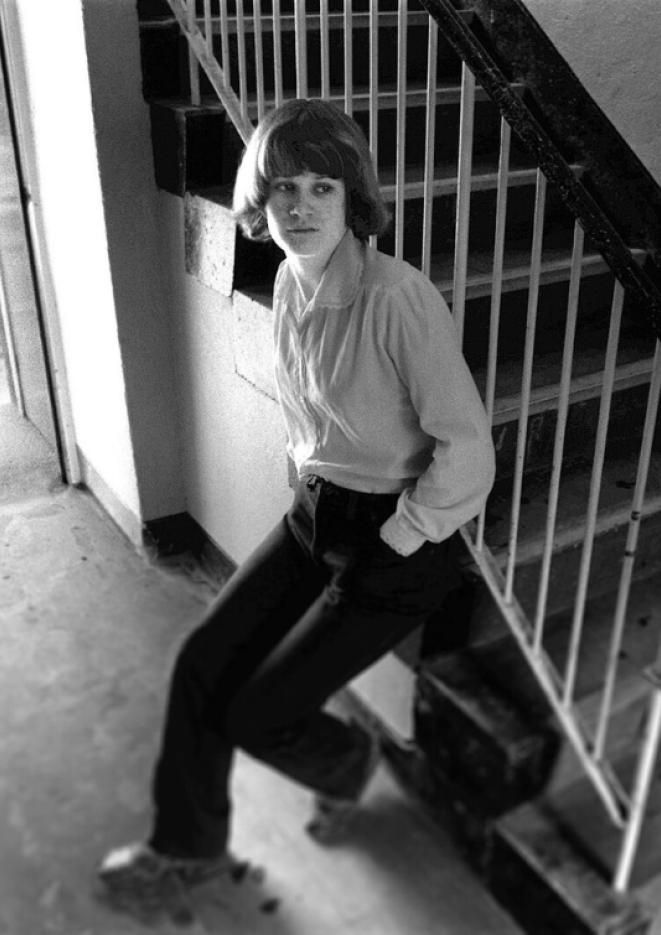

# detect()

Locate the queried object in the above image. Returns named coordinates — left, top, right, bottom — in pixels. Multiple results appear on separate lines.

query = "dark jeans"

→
left=149, top=475, right=457, bottom=859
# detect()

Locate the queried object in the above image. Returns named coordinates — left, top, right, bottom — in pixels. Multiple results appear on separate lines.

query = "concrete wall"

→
left=523, top=0, right=661, bottom=185
left=157, top=193, right=292, bottom=564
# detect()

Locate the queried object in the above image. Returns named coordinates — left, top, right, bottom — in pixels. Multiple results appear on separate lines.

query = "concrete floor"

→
left=0, top=399, right=523, bottom=935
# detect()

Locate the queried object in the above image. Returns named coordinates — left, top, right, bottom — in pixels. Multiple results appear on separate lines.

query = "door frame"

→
left=0, top=2, right=81, bottom=484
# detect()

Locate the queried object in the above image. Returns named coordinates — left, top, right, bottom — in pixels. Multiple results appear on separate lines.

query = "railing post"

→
left=394, top=0, right=407, bottom=260
left=452, top=63, right=475, bottom=346
left=614, top=667, right=661, bottom=893
left=186, top=0, right=201, bottom=104
left=295, top=0, right=308, bottom=98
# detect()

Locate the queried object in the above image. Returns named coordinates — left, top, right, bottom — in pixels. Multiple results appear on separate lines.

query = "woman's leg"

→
left=148, top=514, right=326, bottom=860
left=223, top=481, right=456, bottom=804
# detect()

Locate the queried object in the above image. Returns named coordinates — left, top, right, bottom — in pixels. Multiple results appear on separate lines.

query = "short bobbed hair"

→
left=232, top=98, right=390, bottom=242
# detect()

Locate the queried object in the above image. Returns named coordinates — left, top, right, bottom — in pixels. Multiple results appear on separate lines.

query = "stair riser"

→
left=377, top=183, right=576, bottom=260
left=492, top=380, right=655, bottom=480
left=415, top=662, right=558, bottom=815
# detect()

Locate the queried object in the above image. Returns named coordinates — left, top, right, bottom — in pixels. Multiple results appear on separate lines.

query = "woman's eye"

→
left=315, top=183, right=332, bottom=194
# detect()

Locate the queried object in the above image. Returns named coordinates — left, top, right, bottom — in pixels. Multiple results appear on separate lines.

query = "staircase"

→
left=137, top=0, right=661, bottom=931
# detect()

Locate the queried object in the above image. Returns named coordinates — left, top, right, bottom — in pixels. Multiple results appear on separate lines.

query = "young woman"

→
left=98, top=98, right=495, bottom=903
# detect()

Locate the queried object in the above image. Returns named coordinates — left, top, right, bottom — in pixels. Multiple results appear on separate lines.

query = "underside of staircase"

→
left=137, top=1, right=661, bottom=932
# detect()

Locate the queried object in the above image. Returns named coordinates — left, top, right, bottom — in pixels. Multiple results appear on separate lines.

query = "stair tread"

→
left=476, top=329, right=657, bottom=424
left=470, top=572, right=661, bottom=721
left=494, top=801, right=651, bottom=925
left=486, top=450, right=661, bottom=565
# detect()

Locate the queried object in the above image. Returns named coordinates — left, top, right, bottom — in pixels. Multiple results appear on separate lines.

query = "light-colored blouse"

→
left=272, top=229, right=495, bottom=556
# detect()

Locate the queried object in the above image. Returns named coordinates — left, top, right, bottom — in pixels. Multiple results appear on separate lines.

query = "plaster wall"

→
left=2, top=0, right=141, bottom=531
left=158, top=193, right=293, bottom=564
left=523, top=0, right=661, bottom=185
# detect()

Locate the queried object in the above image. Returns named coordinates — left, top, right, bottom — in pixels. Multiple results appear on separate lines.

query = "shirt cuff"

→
left=379, top=513, right=427, bottom=557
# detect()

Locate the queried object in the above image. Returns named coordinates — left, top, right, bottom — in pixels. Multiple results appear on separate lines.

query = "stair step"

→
left=415, top=652, right=558, bottom=815
left=486, top=350, right=656, bottom=426
left=486, top=452, right=661, bottom=569
left=202, top=9, right=436, bottom=32
left=542, top=743, right=661, bottom=892
left=154, top=76, right=524, bottom=119
left=468, top=571, right=661, bottom=791
left=491, top=802, right=651, bottom=934
left=149, top=7, right=474, bottom=32
left=378, top=156, right=582, bottom=201
left=429, top=246, right=613, bottom=301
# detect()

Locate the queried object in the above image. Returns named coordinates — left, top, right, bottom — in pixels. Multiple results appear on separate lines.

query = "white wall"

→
left=2, top=0, right=142, bottom=535
left=81, top=0, right=185, bottom=523
left=523, top=0, right=661, bottom=185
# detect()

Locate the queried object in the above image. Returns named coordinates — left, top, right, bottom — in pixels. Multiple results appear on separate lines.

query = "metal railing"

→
left=163, top=0, right=661, bottom=893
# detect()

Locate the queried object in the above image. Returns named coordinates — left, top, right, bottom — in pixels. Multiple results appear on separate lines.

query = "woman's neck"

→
left=288, top=256, right=328, bottom=306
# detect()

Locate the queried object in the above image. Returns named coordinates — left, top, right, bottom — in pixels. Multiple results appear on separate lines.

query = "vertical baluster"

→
left=253, top=0, right=265, bottom=119
left=320, top=0, right=330, bottom=100
left=272, top=0, right=283, bottom=107
left=476, top=118, right=511, bottom=552
left=594, top=339, right=661, bottom=758
left=614, top=672, right=661, bottom=893
left=187, top=0, right=201, bottom=104
left=452, top=64, right=475, bottom=346
left=562, top=281, right=624, bottom=706
left=344, top=0, right=353, bottom=114
left=204, top=0, right=213, bottom=55
left=368, top=0, right=379, bottom=247
left=220, top=0, right=230, bottom=84
left=394, top=0, right=407, bottom=260
left=369, top=0, right=379, bottom=160
left=295, top=0, right=308, bottom=98
left=421, top=18, right=438, bottom=278
left=533, top=221, right=584, bottom=649
left=236, top=0, right=249, bottom=121
left=505, top=169, right=547, bottom=604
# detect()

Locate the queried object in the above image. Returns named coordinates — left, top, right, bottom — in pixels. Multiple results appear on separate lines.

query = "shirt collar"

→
left=284, top=228, right=365, bottom=311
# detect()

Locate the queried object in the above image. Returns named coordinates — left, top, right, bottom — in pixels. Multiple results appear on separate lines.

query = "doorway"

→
left=0, top=23, right=62, bottom=492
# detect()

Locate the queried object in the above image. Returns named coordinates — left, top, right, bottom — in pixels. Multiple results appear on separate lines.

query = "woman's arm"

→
left=380, top=273, right=496, bottom=556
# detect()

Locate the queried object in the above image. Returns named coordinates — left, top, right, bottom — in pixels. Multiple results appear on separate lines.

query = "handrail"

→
left=417, top=0, right=661, bottom=344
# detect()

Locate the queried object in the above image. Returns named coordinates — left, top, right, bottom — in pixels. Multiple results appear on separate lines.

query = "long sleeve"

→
left=378, top=274, right=496, bottom=555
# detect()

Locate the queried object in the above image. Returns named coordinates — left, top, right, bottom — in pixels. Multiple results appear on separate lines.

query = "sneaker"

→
left=306, top=729, right=381, bottom=843
left=98, top=841, right=237, bottom=893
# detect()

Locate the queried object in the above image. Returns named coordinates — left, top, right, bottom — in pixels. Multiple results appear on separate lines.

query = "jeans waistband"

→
left=302, top=474, right=398, bottom=500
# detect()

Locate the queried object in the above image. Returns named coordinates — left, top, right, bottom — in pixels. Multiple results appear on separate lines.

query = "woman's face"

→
left=264, top=172, right=348, bottom=266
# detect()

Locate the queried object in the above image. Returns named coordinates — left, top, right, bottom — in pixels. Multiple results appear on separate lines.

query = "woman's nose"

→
left=288, top=194, right=310, bottom=216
